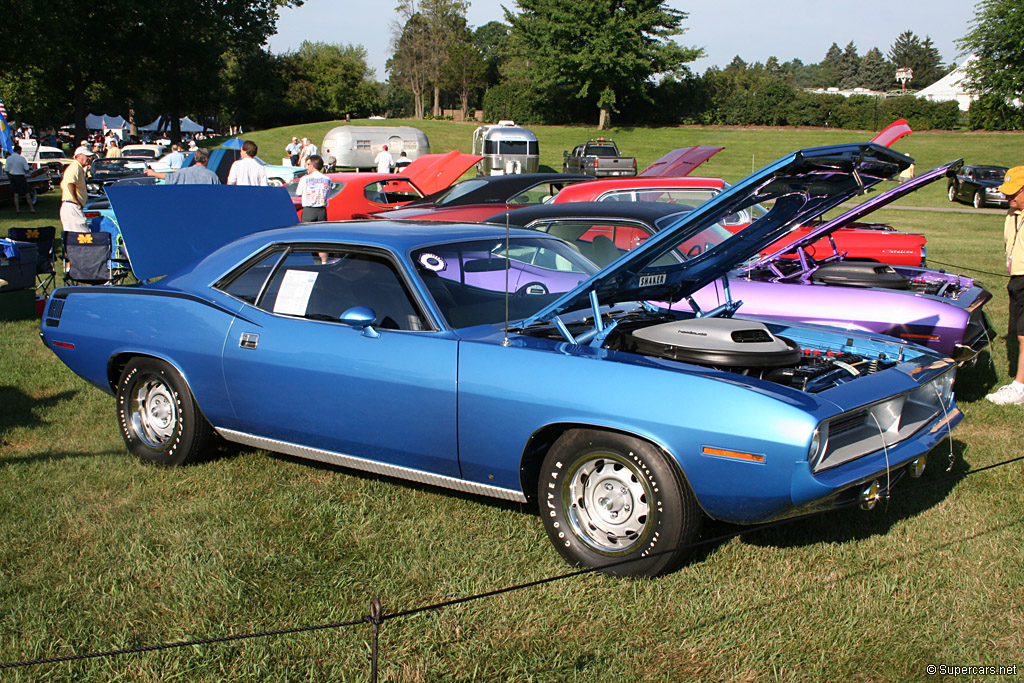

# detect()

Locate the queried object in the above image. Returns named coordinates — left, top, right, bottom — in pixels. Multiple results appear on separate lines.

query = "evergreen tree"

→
left=888, top=30, right=943, bottom=89
left=839, top=41, right=861, bottom=89
left=858, top=47, right=892, bottom=92
left=816, top=43, right=843, bottom=87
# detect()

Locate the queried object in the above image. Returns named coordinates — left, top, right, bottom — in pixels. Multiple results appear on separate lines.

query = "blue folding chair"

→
left=6, top=226, right=58, bottom=295
left=63, top=232, right=131, bottom=286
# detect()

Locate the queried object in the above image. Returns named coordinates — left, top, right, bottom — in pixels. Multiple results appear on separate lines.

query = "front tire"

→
left=538, top=429, right=702, bottom=577
left=973, top=190, right=985, bottom=209
left=116, top=358, right=213, bottom=466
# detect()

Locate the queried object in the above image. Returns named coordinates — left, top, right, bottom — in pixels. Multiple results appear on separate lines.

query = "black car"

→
left=947, top=164, right=1009, bottom=208
left=87, top=157, right=150, bottom=196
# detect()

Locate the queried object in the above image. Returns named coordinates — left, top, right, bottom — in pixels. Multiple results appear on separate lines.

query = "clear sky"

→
left=269, top=0, right=980, bottom=82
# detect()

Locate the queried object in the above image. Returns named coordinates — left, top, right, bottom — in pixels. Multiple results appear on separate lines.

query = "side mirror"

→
left=339, top=306, right=380, bottom=338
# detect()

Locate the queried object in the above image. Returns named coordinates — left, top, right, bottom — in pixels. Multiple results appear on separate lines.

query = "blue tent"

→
left=221, top=138, right=244, bottom=149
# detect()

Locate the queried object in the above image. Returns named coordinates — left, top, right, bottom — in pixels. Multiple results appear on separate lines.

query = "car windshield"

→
left=430, top=178, right=489, bottom=206
left=412, top=237, right=598, bottom=329
left=92, top=159, right=145, bottom=173
left=122, top=148, right=156, bottom=158
left=976, top=167, right=1007, bottom=181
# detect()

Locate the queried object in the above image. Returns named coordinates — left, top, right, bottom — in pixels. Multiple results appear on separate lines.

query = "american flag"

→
left=0, top=95, right=7, bottom=119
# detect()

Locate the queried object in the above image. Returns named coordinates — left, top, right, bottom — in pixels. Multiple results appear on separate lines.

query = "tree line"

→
left=0, top=0, right=1020, bottom=140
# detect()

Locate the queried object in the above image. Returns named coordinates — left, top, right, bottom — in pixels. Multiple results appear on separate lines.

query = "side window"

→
left=217, top=248, right=286, bottom=304
left=254, top=248, right=428, bottom=331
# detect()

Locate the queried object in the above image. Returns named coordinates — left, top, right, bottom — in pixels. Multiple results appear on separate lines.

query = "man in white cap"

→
left=60, top=146, right=94, bottom=233
left=298, top=137, right=318, bottom=167
left=375, top=144, right=393, bottom=174
left=286, top=136, right=302, bottom=166
left=987, top=165, right=1024, bottom=404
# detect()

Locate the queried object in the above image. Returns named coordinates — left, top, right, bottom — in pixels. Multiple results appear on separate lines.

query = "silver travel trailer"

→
left=471, top=121, right=539, bottom=175
left=320, top=126, right=430, bottom=170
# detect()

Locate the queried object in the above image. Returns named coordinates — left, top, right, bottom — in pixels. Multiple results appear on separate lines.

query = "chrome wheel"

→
left=947, top=184, right=956, bottom=202
left=130, top=377, right=179, bottom=448
left=973, top=191, right=985, bottom=209
left=268, top=177, right=285, bottom=187
left=564, top=452, right=652, bottom=555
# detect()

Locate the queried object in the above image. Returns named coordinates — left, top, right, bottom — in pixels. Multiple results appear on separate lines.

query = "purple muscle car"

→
left=490, top=160, right=994, bottom=362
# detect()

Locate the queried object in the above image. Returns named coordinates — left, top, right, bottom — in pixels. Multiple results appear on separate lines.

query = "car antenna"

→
left=503, top=209, right=511, bottom=346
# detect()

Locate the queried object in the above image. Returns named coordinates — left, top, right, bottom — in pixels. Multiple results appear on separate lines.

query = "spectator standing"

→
left=145, top=148, right=220, bottom=185
left=166, top=144, right=186, bottom=169
left=226, top=140, right=268, bottom=186
left=987, top=166, right=1024, bottom=404
left=4, top=144, right=36, bottom=213
left=297, top=155, right=331, bottom=222
left=394, top=151, right=411, bottom=172
left=374, top=144, right=393, bottom=174
left=105, top=141, right=122, bottom=158
left=286, top=137, right=302, bottom=166
left=298, top=137, right=318, bottom=167
left=60, top=146, right=94, bottom=233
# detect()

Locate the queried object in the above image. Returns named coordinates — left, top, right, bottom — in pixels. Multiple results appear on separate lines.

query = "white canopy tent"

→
left=138, top=116, right=208, bottom=133
left=917, top=57, right=978, bottom=112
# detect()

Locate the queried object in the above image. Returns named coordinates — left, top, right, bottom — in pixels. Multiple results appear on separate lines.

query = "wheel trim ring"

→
left=563, top=452, right=653, bottom=556
left=129, top=377, right=179, bottom=449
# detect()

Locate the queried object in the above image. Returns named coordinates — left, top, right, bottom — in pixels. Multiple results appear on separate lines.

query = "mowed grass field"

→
left=1, top=122, right=1022, bottom=682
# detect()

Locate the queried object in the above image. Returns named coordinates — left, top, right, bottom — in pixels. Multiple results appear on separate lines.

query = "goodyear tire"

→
left=116, top=358, right=213, bottom=466
left=538, top=429, right=702, bottom=577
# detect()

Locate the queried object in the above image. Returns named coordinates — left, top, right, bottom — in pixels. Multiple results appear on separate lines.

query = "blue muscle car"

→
left=40, top=144, right=961, bottom=577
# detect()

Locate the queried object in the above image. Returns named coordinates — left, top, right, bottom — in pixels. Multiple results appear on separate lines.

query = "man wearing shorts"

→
left=986, top=165, right=1024, bottom=404
left=4, top=144, right=35, bottom=213
left=60, top=146, right=94, bottom=233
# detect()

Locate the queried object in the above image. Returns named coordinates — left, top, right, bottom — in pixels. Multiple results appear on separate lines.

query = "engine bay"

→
left=526, top=311, right=898, bottom=394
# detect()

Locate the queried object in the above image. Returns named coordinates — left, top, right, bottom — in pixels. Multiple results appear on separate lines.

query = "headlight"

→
left=808, top=424, right=828, bottom=468
left=933, top=370, right=956, bottom=406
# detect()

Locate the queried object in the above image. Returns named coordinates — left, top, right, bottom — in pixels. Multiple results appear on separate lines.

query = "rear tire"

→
left=116, top=358, right=213, bottom=466
left=947, top=184, right=957, bottom=202
left=538, top=429, right=702, bottom=577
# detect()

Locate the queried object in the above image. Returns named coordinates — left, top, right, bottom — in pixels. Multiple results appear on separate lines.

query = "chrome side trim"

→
left=216, top=428, right=528, bottom=503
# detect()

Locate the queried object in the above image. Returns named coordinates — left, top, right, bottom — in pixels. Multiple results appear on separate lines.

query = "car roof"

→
left=488, top=201, right=692, bottom=227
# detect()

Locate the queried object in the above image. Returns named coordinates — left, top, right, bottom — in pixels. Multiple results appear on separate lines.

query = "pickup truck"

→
left=562, top=138, right=637, bottom=177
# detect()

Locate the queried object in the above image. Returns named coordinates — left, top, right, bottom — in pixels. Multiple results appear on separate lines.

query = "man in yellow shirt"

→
left=986, top=165, right=1024, bottom=404
left=60, top=146, right=94, bottom=234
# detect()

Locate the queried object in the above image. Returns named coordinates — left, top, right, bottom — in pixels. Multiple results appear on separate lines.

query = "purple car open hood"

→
left=519, top=143, right=912, bottom=328
left=747, top=158, right=962, bottom=270
left=107, top=185, right=299, bottom=281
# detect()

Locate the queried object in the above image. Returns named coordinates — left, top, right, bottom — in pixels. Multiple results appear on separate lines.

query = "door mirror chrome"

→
left=340, top=306, right=380, bottom=338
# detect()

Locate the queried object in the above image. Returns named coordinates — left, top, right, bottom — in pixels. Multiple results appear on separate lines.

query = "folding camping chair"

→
left=6, top=226, right=58, bottom=295
left=62, top=232, right=131, bottom=286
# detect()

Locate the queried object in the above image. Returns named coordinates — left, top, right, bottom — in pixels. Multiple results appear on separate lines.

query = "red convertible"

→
left=550, top=176, right=927, bottom=267
left=287, top=151, right=481, bottom=221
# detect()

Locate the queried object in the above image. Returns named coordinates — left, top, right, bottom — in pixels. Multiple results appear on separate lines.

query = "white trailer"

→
left=471, top=121, right=539, bottom=175
left=320, top=126, right=430, bottom=170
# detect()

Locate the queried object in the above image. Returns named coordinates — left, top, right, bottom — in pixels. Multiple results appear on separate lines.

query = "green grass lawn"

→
left=1, top=124, right=1023, bottom=682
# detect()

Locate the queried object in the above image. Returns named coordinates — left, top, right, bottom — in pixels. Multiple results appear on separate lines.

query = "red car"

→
left=287, top=151, right=482, bottom=221
left=550, top=176, right=927, bottom=267
left=363, top=173, right=594, bottom=223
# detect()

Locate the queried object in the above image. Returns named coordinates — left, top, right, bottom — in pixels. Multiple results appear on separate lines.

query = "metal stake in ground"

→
left=368, top=596, right=383, bottom=683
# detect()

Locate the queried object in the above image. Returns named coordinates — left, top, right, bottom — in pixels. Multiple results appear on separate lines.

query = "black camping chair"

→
left=62, top=232, right=130, bottom=286
left=6, top=226, right=58, bottom=295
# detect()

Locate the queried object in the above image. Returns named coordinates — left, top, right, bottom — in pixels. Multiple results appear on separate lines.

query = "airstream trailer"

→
left=471, top=121, right=539, bottom=175
left=320, top=126, right=430, bottom=170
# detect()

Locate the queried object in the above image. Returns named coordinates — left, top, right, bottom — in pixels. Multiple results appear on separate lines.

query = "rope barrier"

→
left=1, top=452, right=1021, bottom=673
left=927, top=259, right=1010, bottom=279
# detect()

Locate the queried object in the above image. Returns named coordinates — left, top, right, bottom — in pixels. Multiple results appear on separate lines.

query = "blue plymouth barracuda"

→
left=40, top=144, right=962, bottom=576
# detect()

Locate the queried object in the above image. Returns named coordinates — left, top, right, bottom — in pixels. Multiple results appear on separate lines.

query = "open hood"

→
left=638, top=146, right=724, bottom=177
left=519, top=143, right=911, bottom=328
left=746, top=159, right=961, bottom=269
left=107, top=185, right=299, bottom=281
left=870, top=119, right=913, bottom=148
left=402, top=150, right=483, bottom=195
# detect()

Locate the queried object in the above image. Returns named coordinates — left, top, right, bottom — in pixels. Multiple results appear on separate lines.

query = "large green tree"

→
left=504, top=0, right=703, bottom=129
left=392, top=0, right=469, bottom=117
left=888, top=30, right=944, bottom=89
left=857, top=47, right=892, bottom=92
left=957, top=0, right=1024, bottom=110
left=283, top=42, right=381, bottom=120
